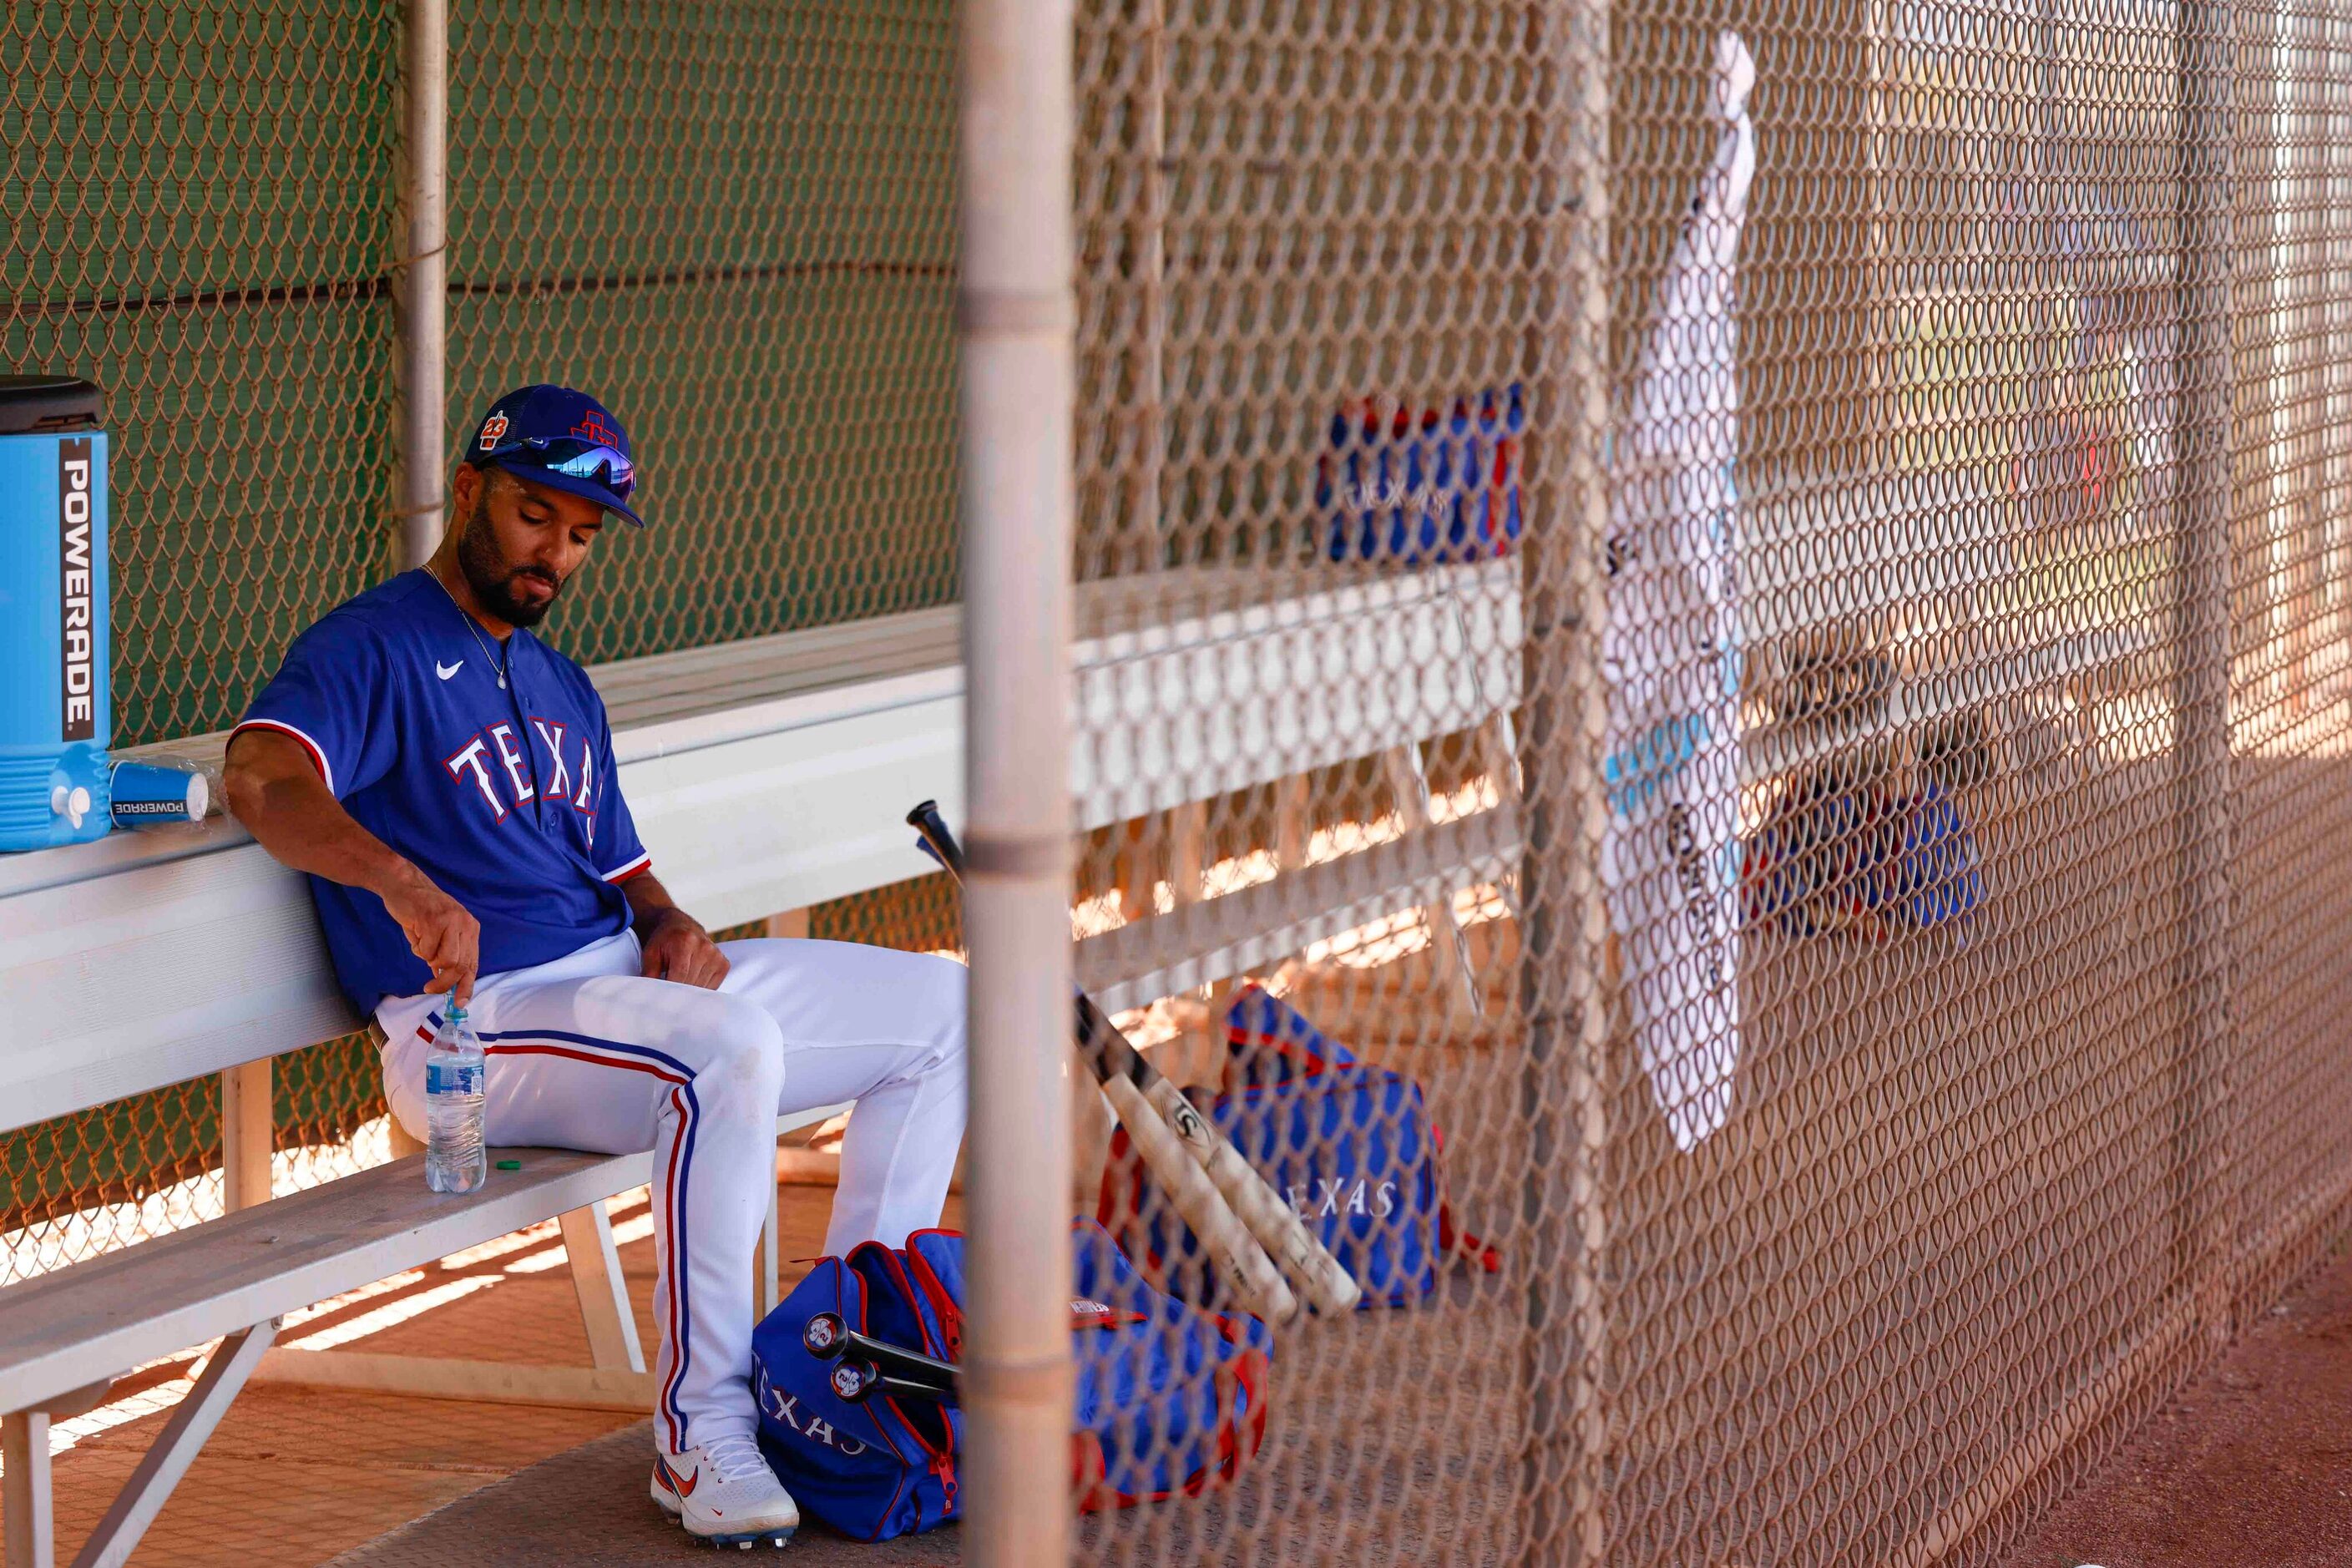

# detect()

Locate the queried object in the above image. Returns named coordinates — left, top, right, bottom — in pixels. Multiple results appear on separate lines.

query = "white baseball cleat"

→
left=650, top=1431, right=800, bottom=1550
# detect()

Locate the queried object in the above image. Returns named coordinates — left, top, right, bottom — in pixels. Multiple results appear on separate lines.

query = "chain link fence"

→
left=5, top=0, right=2352, bottom=1560
left=1057, top=0, right=2352, bottom=1564
left=1064, top=3, right=1566, bottom=1562
left=0, top=0, right=964, bottom=1282
left=0, top=0, right=402, bottom=1283
left=444, top=0, right=961, bottom=665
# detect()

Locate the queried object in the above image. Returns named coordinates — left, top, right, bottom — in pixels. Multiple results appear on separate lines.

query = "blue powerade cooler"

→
left=0, top=377, right=111, bottom=851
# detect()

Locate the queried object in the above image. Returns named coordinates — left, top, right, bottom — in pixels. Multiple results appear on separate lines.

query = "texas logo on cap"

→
left=463, top=384, right=645, bottom=529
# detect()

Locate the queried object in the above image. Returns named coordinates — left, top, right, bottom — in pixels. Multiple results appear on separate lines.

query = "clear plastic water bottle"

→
left=424, top=1004, right=488, bottom=1194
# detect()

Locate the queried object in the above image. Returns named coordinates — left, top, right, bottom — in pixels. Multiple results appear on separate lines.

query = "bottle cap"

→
left=494, top=1159, right=521, bottom=1171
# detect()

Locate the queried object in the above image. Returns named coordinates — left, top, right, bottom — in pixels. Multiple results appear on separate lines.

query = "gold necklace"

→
left=429, top=566, right=509, bottom=690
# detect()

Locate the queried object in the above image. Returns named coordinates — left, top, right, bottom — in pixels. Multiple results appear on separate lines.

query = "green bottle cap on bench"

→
left=495, top=1159, right=521, bottom=1171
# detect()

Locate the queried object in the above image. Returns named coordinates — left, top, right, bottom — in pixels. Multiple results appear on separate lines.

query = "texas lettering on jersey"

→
left=442, top=716, right=604, bottom=842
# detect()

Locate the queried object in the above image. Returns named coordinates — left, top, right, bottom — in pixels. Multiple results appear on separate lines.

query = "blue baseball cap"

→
left=462, top=384, right=645, bottom=529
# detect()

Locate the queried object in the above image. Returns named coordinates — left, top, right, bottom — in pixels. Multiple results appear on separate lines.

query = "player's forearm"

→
left=620, top=872, right=730, bottom=987
left=225, top=741, right=430, bottom=903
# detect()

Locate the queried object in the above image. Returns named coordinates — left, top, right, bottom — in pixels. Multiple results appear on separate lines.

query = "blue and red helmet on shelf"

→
left=463, top=383, right=645, bottom=529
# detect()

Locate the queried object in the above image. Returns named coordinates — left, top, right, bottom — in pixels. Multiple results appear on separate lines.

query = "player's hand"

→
left=640, top=908, right=729, bottom=991
left=382, top=869, right=480, bottom=1004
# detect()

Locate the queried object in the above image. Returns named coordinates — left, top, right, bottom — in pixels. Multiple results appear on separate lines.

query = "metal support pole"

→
left=1519, top=0, right=1613, bottom=1560
left=396, top=0, right=449, bottom=569
left=957, top=0, right=1075, bottom=1559
left=2172, top=0, right=2240, bottom=1343
left=1137, top=0, right=1167, bottom=576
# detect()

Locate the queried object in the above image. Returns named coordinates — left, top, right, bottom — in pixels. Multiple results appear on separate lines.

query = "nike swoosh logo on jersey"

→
left=436, top=660, right=463, bottom=680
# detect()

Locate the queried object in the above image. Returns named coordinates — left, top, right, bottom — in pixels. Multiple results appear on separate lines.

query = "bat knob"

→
left=832, top=1358, right=880, bottom=1404
left=802, top=1313, right=847, bottom=1359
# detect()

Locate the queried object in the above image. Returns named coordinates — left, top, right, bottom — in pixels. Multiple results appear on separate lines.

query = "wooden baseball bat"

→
left=906, top=803, right=1293, bottom=1321
left=910, top=801, right=1361, bottom=1318
left=1078, top=989, right=1362, bottom=1315
left=1099, top=1067, right=1297, bottom=1323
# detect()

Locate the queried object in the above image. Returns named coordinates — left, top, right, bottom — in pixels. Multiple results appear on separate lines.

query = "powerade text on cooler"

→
left=0, top=377, right=109, bottom=849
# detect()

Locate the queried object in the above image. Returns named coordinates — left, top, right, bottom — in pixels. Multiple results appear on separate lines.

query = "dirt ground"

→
left=1999, top=1237, right=2352, bottom=1568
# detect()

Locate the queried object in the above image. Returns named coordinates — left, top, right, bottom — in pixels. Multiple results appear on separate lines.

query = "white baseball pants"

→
left=376, top=931, right=968, bottom=1453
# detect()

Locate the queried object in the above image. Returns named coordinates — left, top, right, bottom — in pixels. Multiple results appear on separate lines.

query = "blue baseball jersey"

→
left=234, top=570, right=650, bottom=1015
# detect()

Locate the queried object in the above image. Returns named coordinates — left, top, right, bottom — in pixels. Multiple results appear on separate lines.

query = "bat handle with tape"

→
left=908, top=800, right=966, bottom=878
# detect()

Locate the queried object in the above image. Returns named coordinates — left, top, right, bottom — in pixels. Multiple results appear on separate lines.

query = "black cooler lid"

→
left=0, top=377, right=103, bottom=435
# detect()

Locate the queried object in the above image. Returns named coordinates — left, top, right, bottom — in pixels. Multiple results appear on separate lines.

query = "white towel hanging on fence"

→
left=1600, top=30, right=1757, bottom=1151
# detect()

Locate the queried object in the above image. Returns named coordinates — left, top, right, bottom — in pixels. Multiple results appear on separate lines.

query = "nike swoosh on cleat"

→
left=436, top=660, right=463, bottom=680
left=656, top=1456, right=698, bottom=1498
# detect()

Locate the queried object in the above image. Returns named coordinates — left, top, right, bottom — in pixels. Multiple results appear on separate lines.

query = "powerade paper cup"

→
left=109, top=757, right=208, bottom=827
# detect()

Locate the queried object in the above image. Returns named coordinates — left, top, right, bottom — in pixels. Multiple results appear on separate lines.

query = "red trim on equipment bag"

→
left=1430, top=1125, right=1504, bottom=1273
left=900, top=1229, right=967, bottom=1365
left=845, top=1238, right=958, bottom=1507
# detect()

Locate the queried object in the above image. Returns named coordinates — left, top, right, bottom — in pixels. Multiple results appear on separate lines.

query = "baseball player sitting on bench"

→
left=223, top=384, right=966, bottom=1549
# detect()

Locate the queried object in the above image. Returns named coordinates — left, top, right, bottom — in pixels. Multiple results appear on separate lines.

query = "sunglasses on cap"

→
left=481, top=434, right=635, bottom=499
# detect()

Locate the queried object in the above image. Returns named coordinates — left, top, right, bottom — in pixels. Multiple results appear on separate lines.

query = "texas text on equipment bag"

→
left=1097, top=987, right=1498, bottom=1312
left=1318, top=387, right=1525, bottom=564
left=750, top=1222, right=1274, bottom=1539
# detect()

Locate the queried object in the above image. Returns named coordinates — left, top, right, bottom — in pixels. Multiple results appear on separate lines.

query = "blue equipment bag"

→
left=1097, top=988, right=1498, bottom=1312
left=750, top=1222, right=1273, bottom=1540
left=750, top=1235, right=961, bottom=1542
left=1318, top=387, right=1525, bottom=564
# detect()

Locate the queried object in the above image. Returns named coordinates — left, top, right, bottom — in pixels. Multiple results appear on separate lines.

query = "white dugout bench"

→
left=0, top=559, right=1523, bottom=1568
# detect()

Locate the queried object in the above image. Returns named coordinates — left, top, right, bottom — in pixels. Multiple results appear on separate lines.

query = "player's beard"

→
left=456, top=493, right=565, bottom=628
